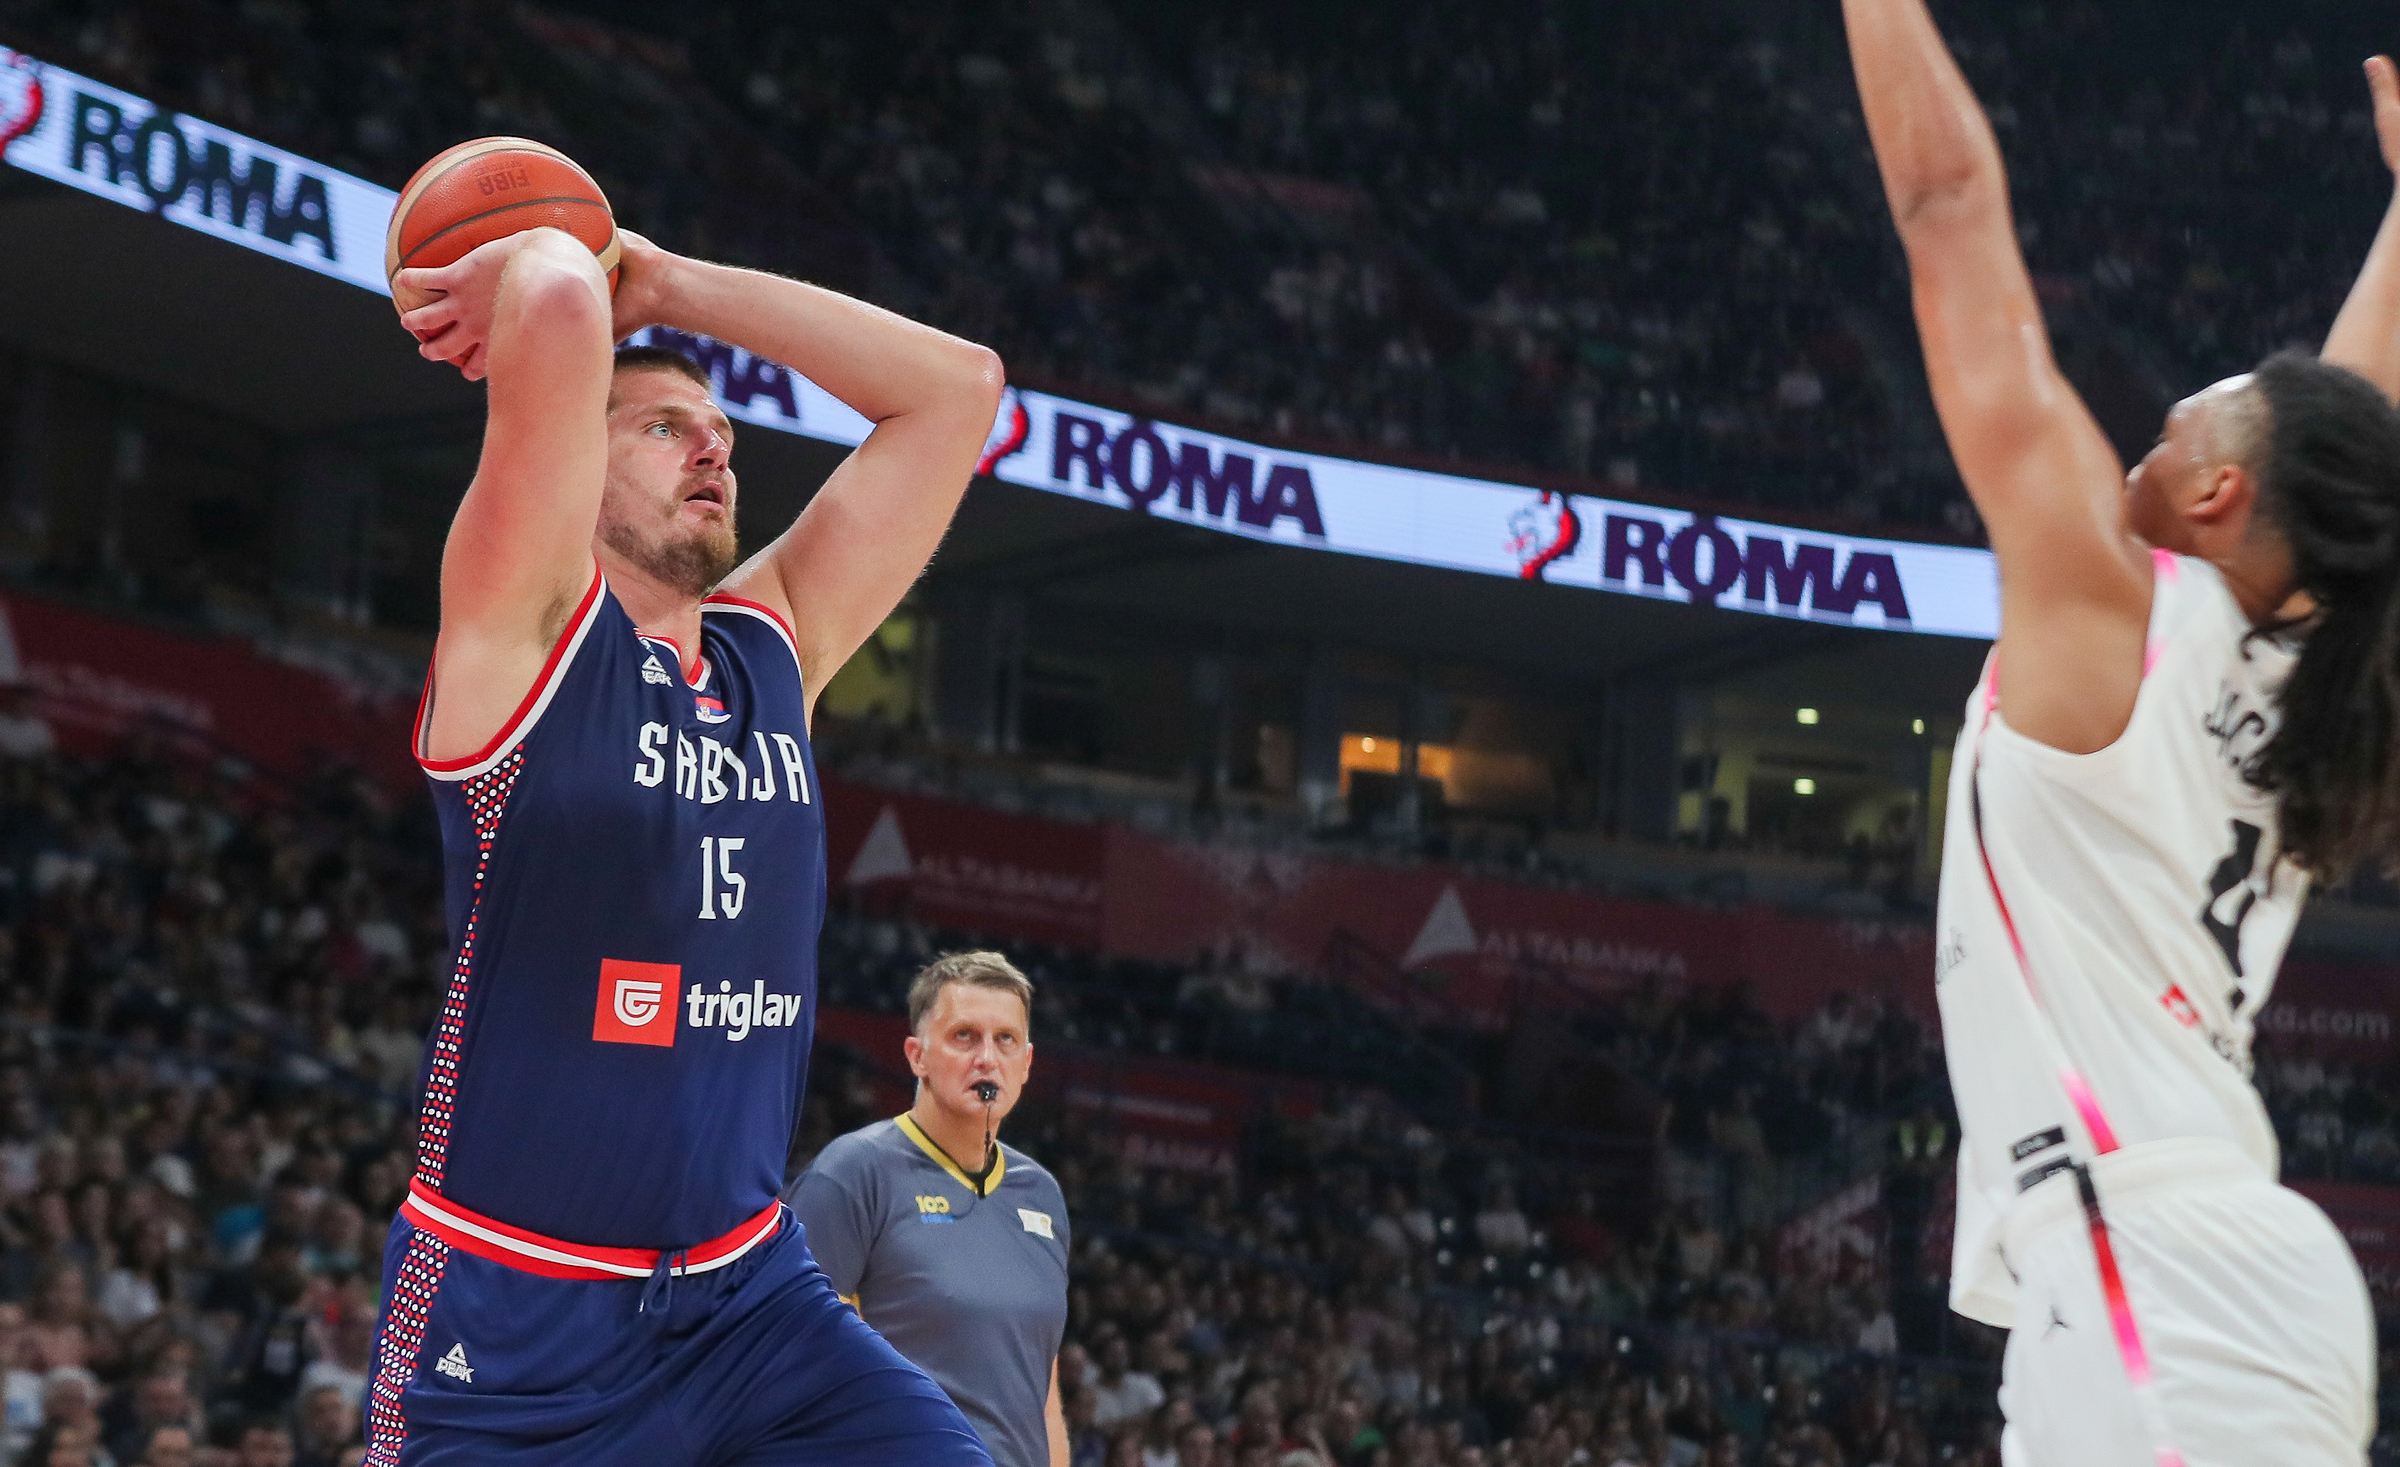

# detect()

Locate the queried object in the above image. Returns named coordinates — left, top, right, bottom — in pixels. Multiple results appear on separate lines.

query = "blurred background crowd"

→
left=12, top=0, right=2400, bottom=539
left=1, top=724, right=2394, bottom=1466
left=7, top=0, right=2400, bottom=1463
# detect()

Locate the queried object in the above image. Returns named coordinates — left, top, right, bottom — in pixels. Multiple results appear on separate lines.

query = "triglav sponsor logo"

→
left=592, top=964, right=802, bottom=1046
left=593, top=959, right=679, bottom=1047
left=682, top=979, right=803, bottom=1041
left=613, top=978, right=664, bottom=1028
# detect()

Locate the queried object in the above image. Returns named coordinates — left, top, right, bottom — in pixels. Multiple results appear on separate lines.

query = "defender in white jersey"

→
left=1938, top=556, right=2370, bottom=1464
left=1846, top=4, right=2400, bottom=1463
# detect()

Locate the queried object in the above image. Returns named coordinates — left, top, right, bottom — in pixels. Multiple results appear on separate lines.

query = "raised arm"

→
left=2324, top=57, right=2400, bottom=400
left=1845, top=0, right=2152, bottom=752
left=612, top=241, right=1004, bottom=706
left=396, top=230, right=615, bottom=763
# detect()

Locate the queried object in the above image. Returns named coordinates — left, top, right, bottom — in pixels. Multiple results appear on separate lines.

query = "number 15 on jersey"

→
left=699, top=837, right=747, bottom=920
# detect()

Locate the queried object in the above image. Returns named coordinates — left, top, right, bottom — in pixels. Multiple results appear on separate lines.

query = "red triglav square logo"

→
left=595, top=959, right=679, bottom=1046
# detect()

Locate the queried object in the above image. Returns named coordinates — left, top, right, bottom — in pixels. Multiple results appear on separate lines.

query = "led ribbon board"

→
left=2, top=48, right=1999, bottom=640
left=625, top=328, right=2001, bottom=642
left=0, top=49, right=395, bottom=291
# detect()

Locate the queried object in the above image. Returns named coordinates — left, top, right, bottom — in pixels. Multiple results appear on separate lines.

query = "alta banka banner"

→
left=1, top=48, right=1998, bottom=639
left=813, top=1006, right=1316, bottom=1176
left=0, top=50, right=393, bottom=293
left=821, top=775, right=2400, bottom=1048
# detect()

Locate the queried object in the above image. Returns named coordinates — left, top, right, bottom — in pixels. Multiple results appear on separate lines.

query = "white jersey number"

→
left=698, top=836, right=748, bottom=920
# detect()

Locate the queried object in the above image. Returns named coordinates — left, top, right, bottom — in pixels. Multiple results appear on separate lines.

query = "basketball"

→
left=383, top=137, right=620, bottom=315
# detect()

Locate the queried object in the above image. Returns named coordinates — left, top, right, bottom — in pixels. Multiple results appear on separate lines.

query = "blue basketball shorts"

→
left=361, top=1203, right=993, bottom=1467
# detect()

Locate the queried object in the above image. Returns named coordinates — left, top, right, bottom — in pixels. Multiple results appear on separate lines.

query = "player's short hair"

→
left=609, top=345, right=713, bottom=402
left=906, top=951, right=1034, bottom=1034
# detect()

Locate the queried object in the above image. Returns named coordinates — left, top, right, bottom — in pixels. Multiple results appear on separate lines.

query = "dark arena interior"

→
left=2, top=1, right=2400, bottom=1464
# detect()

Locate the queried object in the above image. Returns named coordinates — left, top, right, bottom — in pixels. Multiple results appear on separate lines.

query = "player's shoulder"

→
left=701, top=590, right=801, bottom=660
left=536, top=576, right=644, bottom=692
left=2149, top=552, right=2243, bottom=633
left=2147, top=552, right=2295, bottom=677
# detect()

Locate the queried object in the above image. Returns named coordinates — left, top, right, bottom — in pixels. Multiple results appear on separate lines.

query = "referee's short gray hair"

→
left=906, top=951, right=1035, bottom=1034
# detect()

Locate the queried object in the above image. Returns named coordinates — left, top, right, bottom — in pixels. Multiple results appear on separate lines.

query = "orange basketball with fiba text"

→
left=383, top=137, right=620, bottom=316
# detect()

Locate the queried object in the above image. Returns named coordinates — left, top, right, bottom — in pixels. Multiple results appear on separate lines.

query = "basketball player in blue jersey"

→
left=360, top=221, right=1005, bottom=1467
left=1849, top=4, right=2400, bottom=1462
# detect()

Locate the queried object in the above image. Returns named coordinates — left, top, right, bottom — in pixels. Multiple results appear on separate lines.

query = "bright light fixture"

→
left=1361, top=737, right=1376, bottom=752
left=1794, top=778, right=1817, bottom=796
left=1912, top=718, right=1926, bottom=735
left=1796, top=708, right=1820, bottom=725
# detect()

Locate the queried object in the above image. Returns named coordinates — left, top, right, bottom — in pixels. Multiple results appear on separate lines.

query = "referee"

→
left=789, top=951, right=1071, bottom=1467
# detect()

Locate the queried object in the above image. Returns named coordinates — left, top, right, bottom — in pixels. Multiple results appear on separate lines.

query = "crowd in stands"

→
left=1930, top=2, right=2395, bottom=393
left=9, top=0, right=2400, bottom=1452
left=811, top=720, right=1939, bottom=928
left=817, top=910, right=1949, bottom=1229
left=2257, top=1039, right=2400, bottom=1186
left=17, top=0, right=2400, bottom=541
left=4, top=628, right=2400, bottom=1461
left=806, top=1049, right=2007, bottom=1467
left=10, top=699, right=2383, bottom=1464
left=8, top=675, right=2400, bottom=1466
left=1126, top=1, right=1909, bottom=523
left=0, top=714, right=2028, bottom=1466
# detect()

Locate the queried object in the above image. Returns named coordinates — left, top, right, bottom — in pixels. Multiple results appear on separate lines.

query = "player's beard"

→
left=602, top=494, right=739, bottom=600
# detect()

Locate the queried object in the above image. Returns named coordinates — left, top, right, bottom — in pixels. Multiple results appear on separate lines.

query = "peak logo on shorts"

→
left=593, top=959, right=680, bottom=1046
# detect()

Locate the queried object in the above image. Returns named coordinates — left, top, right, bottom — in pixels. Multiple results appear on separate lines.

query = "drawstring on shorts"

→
left=638, top=1247, right=690, bottom=1315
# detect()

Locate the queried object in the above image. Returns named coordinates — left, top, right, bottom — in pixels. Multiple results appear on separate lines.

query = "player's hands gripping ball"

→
left=384, top=138, right=620, bottom=380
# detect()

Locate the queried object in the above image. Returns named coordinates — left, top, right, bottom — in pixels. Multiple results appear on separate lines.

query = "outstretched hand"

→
left=2369, top=56, right=2400, bottom=175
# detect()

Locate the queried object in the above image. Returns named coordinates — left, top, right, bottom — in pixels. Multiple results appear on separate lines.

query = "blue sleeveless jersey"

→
left=412, top=573, right=824, bottom=1250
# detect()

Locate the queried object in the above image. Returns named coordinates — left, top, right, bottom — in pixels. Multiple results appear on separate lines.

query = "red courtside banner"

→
left=1097, top=827, right=1941, bottom=1029
left=820, top=777, right=1106, bottom=947
left=13, top=592, right=2381, bottom=1043
left=809, top=1005, right=1315, bottom=1176
left=0, top=590, right=417, bottom=784
left=807, top=787, right=2400, bottom=1043
left=1037, top=1046, right=1320, bottom=1177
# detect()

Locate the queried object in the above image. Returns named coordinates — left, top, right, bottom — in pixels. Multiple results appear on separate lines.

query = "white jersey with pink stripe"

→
left=1934, top=551, right=2300, bottom=1328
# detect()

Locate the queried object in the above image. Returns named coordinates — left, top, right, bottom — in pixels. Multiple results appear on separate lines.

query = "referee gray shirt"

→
left=789, top=1116, right=1070, bottom=1467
